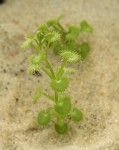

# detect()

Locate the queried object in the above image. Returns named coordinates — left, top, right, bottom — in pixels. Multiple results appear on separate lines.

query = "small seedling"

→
left=21, top=15, right=93, bottom=134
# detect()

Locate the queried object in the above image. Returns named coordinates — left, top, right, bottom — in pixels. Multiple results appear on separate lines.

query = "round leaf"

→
left=66, top=25, right=81, bottom=41
left=30, top=52, right=46, bottom=65
left=79, top=42, right=90, bottom=59
left=55, top=95, right=71, bottom=115
left=55, top=118, right=68, bottom=134
left=70, top=108, right=83, bottom=122
left=45, top=31, right=61, bottom=43
left=80, top=20, right=93, bottom=33
left=50, top=76, right=69, bottom=92
left=60, top=50, right=81, bottom=63
left=37, top=111, right=51, bottom=125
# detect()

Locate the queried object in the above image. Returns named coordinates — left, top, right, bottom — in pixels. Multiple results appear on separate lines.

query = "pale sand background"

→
left=0, top=0, right=119, bottom=150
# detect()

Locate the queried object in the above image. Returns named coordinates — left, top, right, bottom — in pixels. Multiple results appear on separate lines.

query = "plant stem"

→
left=42, top=92, right=55, bottom=102
left=56, top=60, right=67, bottom=79
left=46, top=43, right=50, bottom=56
left=45, top=44, right=58, bottom=103
left=45, top=58, right=55, bottom=78
left=54, top=91, right=58, bottom=102
left=31, top=43, right=39, bottom=52
left=34, top=39, right=39, bottom=46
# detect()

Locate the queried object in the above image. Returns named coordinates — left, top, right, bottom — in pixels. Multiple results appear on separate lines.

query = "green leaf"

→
left=60, top=50, right=81, bottom=63
left=63, top=67, right=76, bottom=74
left=70, top=108, right=83, bottom=122
left=55, top=118, right=68, bottom=134
left=29, top=52, right=46, bottom=65
left=27, top=64, right=40, bottom=74
left=32, top=88, right=42, bottom=104
left=80, top=20, right=93, bottom=33
left=66, top=25, right=81, bottom=41
left=37, top=31, right=44, bottom=42
left=52, top=42, right=62, bottom=55
left=30, top=55, right=42, bottom=64
left=55, top=95, right=71, bottom=115
left=47, top=14, right=64, bottom=27
left=63, top=42, right=79, bottom=51
left=37, top=111, right=51, bottom=125
left=38, top=24, right=48, bottom=33
left=21, top=38, right=32, bottom=49
left=50, top=76, right=69, bottom=92
left=37, top=24, right=48, bottom=42
left=45, top=31, right=61, bottom=43
left=27, top=34, right=35, bottom=39
left=79, top=42, right=90, bottom=58
left=47, top=19, right=57, bottom=27
left=21, top=34, right=35, bottom=49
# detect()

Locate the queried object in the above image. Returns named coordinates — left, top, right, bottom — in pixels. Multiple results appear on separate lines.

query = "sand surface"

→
left=0, top=0, right=119, bottom=150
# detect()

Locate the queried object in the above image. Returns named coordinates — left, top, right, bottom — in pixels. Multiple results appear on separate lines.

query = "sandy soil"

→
left=0, top=0, right=119, bottom=150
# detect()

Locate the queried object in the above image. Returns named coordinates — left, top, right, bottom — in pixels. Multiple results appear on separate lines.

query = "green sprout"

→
left=21, top=15, right=93, bottom=134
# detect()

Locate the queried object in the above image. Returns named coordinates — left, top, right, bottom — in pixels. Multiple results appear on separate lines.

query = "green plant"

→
left=21, top=15, right=93, bottom=134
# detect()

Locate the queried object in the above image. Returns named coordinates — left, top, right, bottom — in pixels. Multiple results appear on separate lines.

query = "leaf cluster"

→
left=21, top=15, right=93, bottom=134
left=46, top=15, right=93, bottom=58
left=22, top=15, right=93, bottom=59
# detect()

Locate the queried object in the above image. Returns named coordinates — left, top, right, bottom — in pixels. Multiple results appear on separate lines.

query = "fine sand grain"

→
left=0, top=0, right=119, bottom=150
